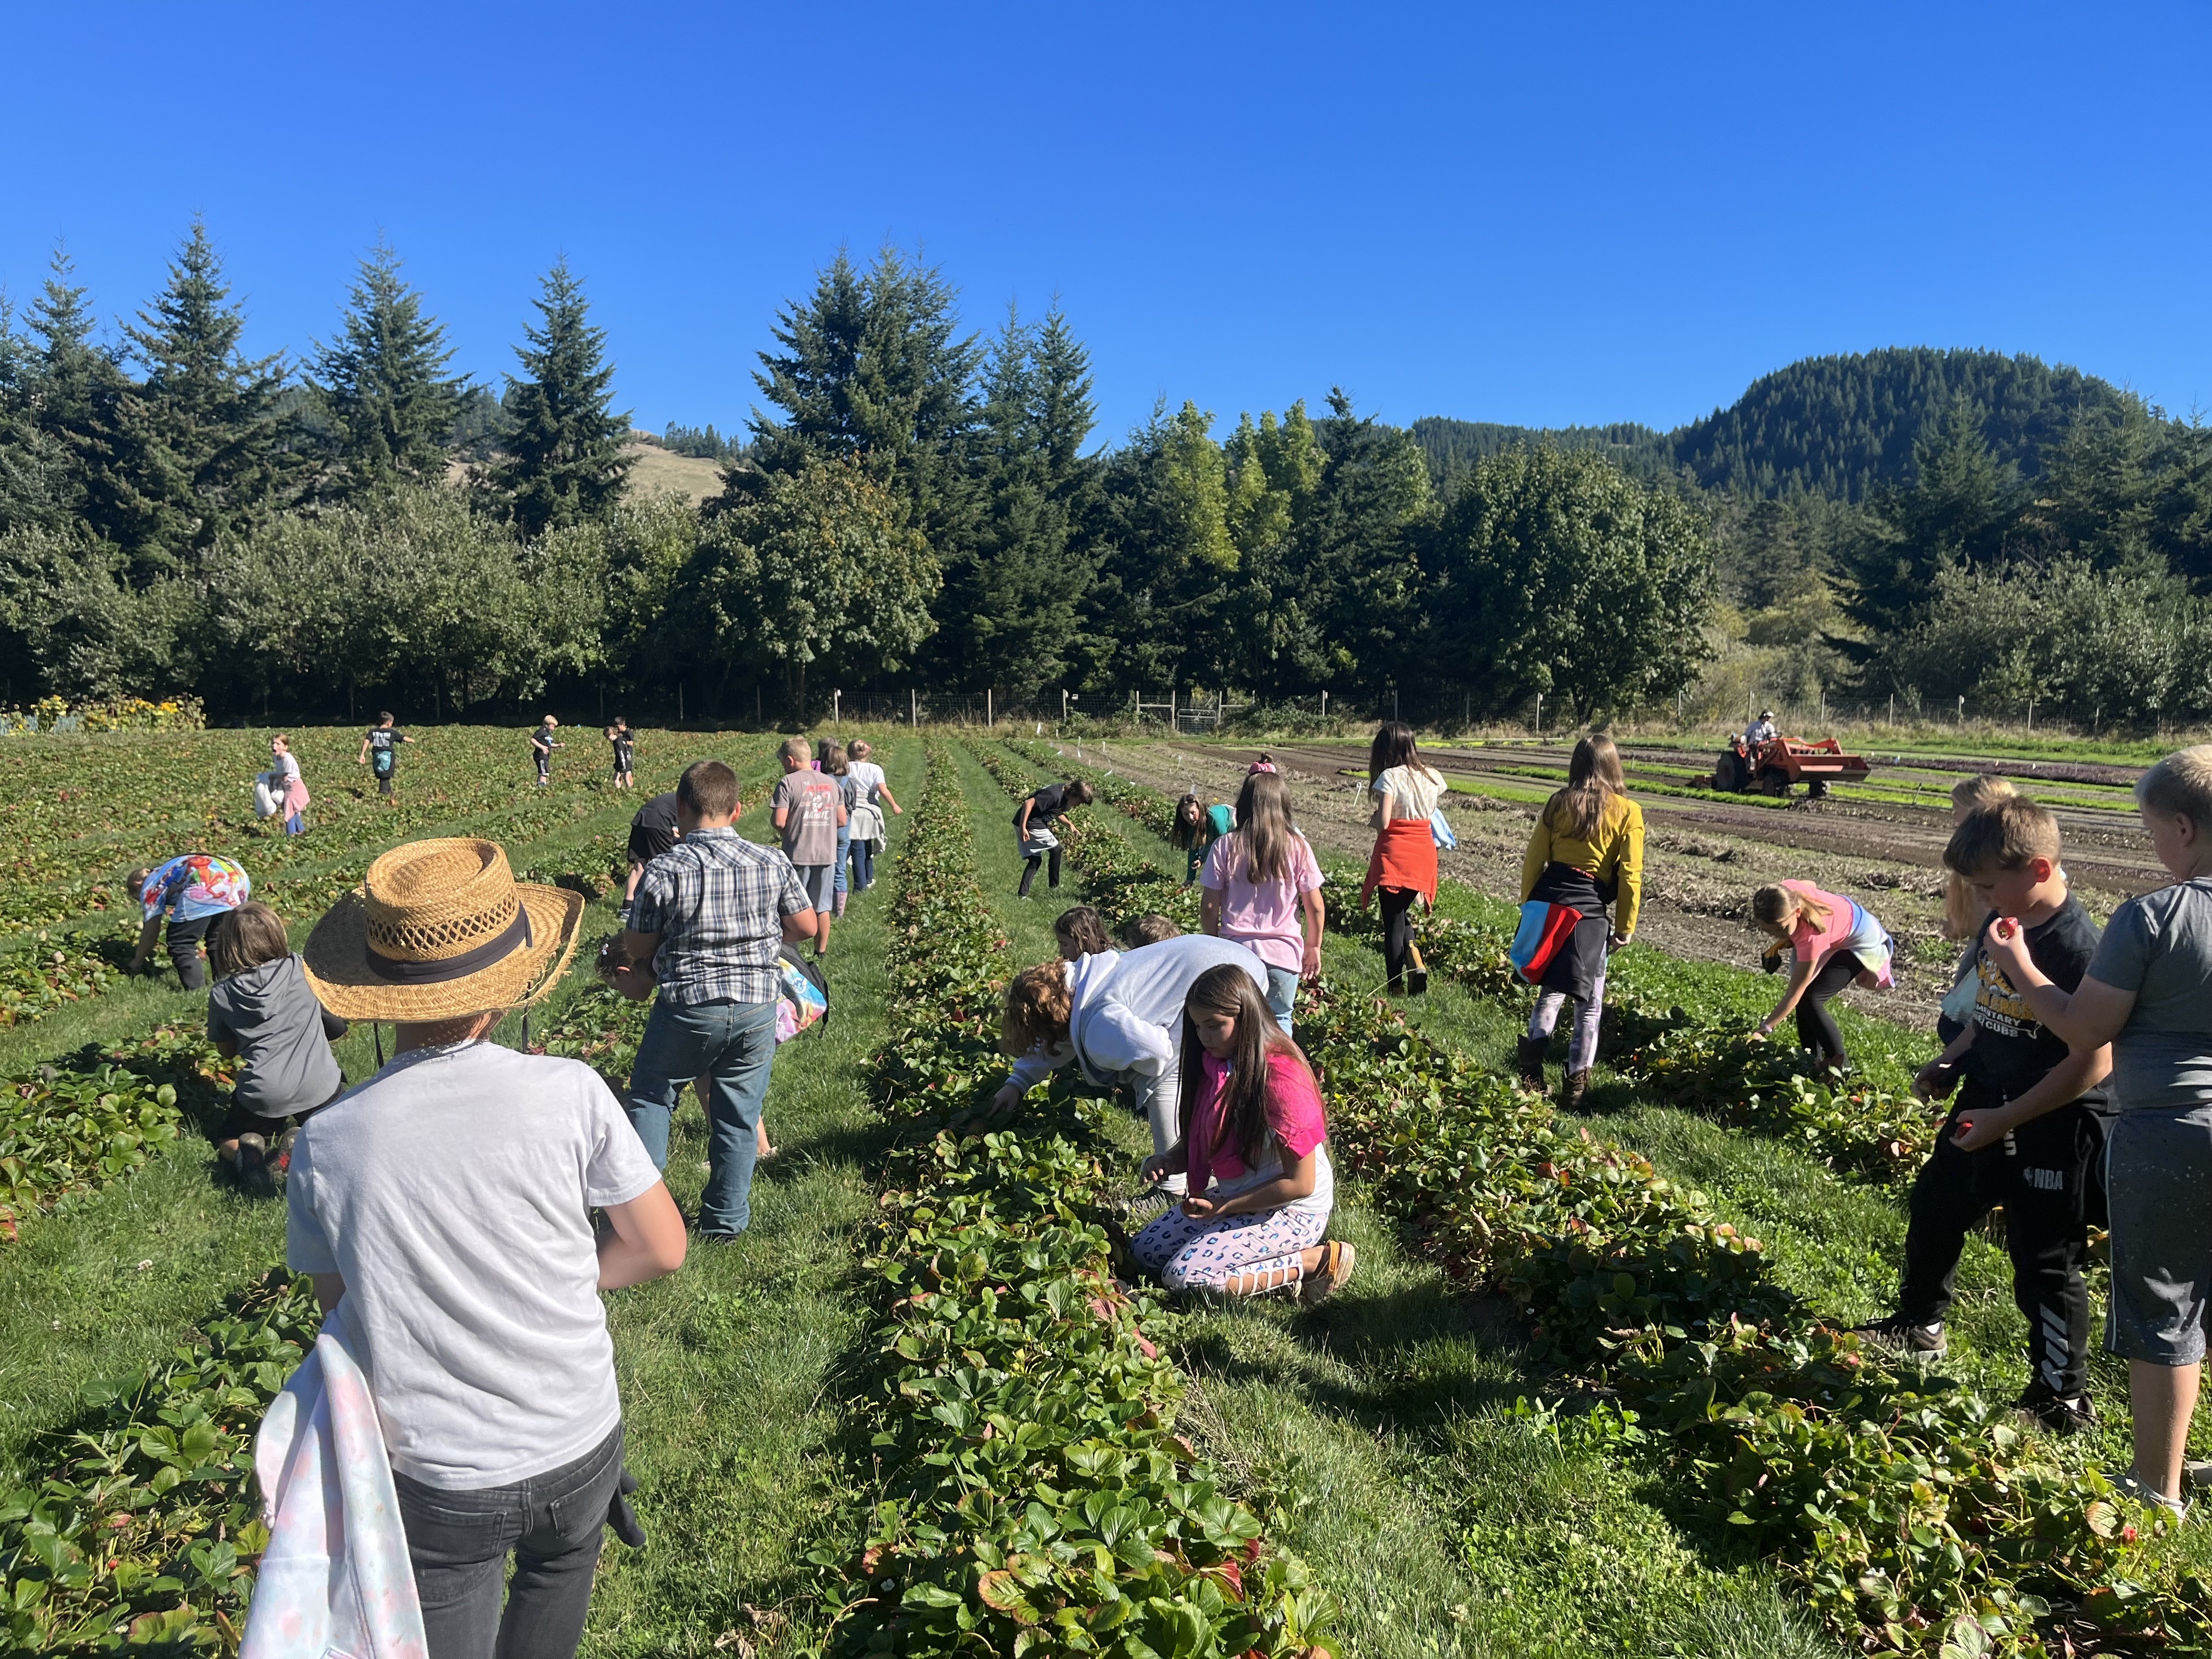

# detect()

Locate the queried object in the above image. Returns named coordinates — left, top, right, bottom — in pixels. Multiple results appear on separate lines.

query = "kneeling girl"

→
left=1132, top=965, right=1355, bottom=1302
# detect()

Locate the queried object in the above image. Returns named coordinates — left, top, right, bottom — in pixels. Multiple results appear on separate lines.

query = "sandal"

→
left=1299, top=1240, right=1356, bottom=1305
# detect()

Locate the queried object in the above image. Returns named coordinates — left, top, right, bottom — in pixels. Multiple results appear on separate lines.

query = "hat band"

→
left=365, top=907, right=534, bottom=985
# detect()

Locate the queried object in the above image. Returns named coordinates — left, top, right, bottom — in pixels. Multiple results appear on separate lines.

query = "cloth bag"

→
left=774, top=946, right=829, bottom=1042
left=1510, top=900, right=1583, bottom=985
left=253, top=771, right=283, bottom=820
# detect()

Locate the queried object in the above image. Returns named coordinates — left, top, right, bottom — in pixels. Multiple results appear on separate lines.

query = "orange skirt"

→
left=1362, top=819, right=1437, bottom=909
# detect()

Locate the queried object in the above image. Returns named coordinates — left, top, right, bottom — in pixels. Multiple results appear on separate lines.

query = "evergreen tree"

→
left=307, top=241, right=464, bottom=497
left=24, top=249, right=144, bottom=549
left=491, top=258, right=632, bottom=537
left=120, top=219, right=294, bottom=568
left=0, top=294, right=67, bottom=535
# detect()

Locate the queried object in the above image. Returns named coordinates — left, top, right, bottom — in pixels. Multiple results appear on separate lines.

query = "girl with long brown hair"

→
left=1199, top=770, right=1325, bottom=1033
left=1359, top=721, right=1446, bottom=994
left=1748, top=878, right=1895, bottom=1071
left=1131, top=966, right=1355, bottom=1301
left=1516, top=733, right=1644, bottom=1107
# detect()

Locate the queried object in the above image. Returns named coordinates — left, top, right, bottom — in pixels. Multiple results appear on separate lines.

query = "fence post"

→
left=911, top=688, right=918, bottom=726
left=986, top=689, right=993, bottom=727
left=1534, top=692, right=1542, bottom=736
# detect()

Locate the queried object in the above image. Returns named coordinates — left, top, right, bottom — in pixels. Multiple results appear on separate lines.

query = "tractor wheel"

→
left=1714, top=751, right=1745, bottom=792
left=1808, top=778, right=1831, bottom=800
left=1757, top=768, right=1792, bottom=797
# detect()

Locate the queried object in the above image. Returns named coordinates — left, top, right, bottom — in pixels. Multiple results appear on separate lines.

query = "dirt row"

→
left=1066, top=738, right=2158, bottom=1035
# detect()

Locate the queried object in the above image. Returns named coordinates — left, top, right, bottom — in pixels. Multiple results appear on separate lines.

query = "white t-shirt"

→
left=1370, top=764, right=1445, bottom=825
left=845, top=760, right=885, bottom=802
left=286, top=1040, right=661, bottom=1488
left=1006, top=935, right=1269, bottom=1089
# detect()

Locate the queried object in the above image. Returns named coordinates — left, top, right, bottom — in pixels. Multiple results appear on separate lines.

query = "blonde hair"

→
left=1751, top=882, right=1835, bottom=933
left=2137, top=746, right=2212, bottom=833
left=1950, top=774, right=2017, bottom=817
left=1000, top=963, right=1074, bottom=1056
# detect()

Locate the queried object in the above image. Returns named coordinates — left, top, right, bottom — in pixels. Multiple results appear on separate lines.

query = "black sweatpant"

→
left=1378, top=887, right=1419, bottom=990
left=1897, top=1098, right=2105, bottom=1397
left=166, top=913, right=218, bottom=991
left=1797, top=950, right=1866, bottom=1067
left=1019, top=848, right=1062, bottom=897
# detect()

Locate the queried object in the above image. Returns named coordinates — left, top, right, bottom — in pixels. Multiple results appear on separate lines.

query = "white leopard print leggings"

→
left=1132, top=1203, right=1329, bottom=1293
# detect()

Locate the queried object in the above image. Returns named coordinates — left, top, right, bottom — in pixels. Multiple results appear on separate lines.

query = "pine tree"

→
left=121, top=219, right=294, bottom=567
left=491, top=259, right=632, bottom=537
left=1840, top=397, right=2018, bottom=648
left=307, top=241, right=464, bottom=497
left=24, top=249, right=143, bottom=548
left=0, top=294, right=67, bottom=535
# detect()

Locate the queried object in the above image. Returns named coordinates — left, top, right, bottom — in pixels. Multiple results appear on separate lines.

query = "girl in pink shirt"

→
left=1133, top=966, right=1355, bottom=1302
left=1748, top=879, right=1895, bottom=1073
left=1200, top=771, right=1326, bottom=1035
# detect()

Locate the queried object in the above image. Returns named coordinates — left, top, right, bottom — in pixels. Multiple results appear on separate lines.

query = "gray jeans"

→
left=393, top=1421, right=625, bottom=1659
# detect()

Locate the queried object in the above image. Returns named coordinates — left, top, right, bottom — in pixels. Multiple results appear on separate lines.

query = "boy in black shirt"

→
left=1852, top=797, right=2112, bottom=1432
left=356, top=713, right=414, bottom=801
left=606, top=716, right=636, bottom=789
left=530, top=716, right=562, bottom=786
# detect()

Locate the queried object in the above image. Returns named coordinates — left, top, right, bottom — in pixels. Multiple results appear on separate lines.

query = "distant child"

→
left=1362, top=722, right=1446, bottom=995
left=1517, top=734, right=1644, bottom=1108
left=1747, top=879, right=1894, bottom=1071
left=1200, top=770, right=1325, bottom=1034
left=771, top=736, right=847, bottom=957
left=1171, top=793, right=1234, bottom=885
left=1939, top=775, right=2021, bottom=1043
left=529, top=715, right=562, bottom=786
left=207, top=902, right=348, bottom=1192
left=270, top=736, right=309, bottom=836
left=1134, top=965, right=1354, bottom=1302
left=356, top=712, right=414, bottom=803
left=1013, top=777, right=1095, bottom=899
left=1056, top=905, right=1115, bottom=959
left=1122, top=914, right=1183, bottom=947
left=842, top=739, right=901, bottom=894
left=1853, top=797, right=2109, bottom=1435
left=606, top=716, right=636, bottom=789
left=823, top=743, right=853, bottom=916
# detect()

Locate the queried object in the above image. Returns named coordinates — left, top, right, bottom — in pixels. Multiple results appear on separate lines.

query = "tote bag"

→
left=1509, top=900, right=1582, bottom=985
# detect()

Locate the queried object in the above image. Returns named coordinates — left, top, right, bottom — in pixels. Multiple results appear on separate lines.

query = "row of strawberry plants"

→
left=813, top=744, right=1334, bottom=1655
left=1001, top=738, right=1940, bottom=1182
left=0, top=1271, right=322, bottom=1654
left=980, top=743, right=2210, bottom=1658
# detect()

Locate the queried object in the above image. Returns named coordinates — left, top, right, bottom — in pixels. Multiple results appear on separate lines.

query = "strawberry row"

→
left=812, top=744, right=1335, bottom=1656
left=975, top=743, right=2209, bottom=1657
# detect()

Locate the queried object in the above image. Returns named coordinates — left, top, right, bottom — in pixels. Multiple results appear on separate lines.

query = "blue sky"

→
left=3, top=1, right=2206, bottom=446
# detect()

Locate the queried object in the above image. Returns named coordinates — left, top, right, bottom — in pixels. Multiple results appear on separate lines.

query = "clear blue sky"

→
left=4, top=1, right=2206, bottom=446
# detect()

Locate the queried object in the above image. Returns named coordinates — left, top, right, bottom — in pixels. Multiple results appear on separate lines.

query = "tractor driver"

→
left=1745, top=709, right=1778, bottom=747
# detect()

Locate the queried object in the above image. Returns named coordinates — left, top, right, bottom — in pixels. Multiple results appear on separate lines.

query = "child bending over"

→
left=207, top=902, right=348, bottom=1190
left=1747, top=879, right=1894, bottom=1073
left=1133, top=965, right=1355, bottom=1302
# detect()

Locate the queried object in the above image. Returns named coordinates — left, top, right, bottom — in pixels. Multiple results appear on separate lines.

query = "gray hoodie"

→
left=207, top=953, right=347, bottom=1118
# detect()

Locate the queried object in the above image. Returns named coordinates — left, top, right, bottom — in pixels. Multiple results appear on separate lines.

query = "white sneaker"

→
left=2109, top=1468, right=2191, bottom=1522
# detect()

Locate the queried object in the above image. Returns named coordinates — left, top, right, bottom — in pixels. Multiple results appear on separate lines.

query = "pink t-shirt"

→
left=1186, top=1047, right=1329, bottom=1198
left=1201, top=832, right=1323, bottom=973
left=1780, top=879, right=1894, bottom=987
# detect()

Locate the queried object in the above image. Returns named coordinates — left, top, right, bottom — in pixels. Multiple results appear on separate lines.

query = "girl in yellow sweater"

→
left=1516, top=735, right=1645, bottom=1107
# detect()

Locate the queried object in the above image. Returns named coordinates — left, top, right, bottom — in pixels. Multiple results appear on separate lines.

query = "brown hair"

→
left=1000, top=962, right=1074, bottom=1056
left=1230, top=771, right=1297, bottom=885
left=1945, top=796, right=2062, bottom=876
left=823, top=743, right=849, bottom=777
left=848, top=740, right=873, bottom=761
left=1170, top=792, right=1205, bottom=850
left=1950, top=774, right=2018, bottom=815
left=1063, top=778, right=1096, bottom=808
left=125, top=866, right=154, bottom=902
left=1175, top=964, right=1313, bottom=1169
left=211, top=901, right=291, bottom=980
left=1544, top=734, right=1627, bottom=841
left=1121, top=913, right=1182, bottom=946
left=679, top=759, right=741, bottom=818
left=1369, top=720, right=1435, bottom=782
left=2137, top=746, right=2212, bottom=833
left=1751, top=882, right=1835, bottom=933
left=1054, top=905, right=1114, bottom=958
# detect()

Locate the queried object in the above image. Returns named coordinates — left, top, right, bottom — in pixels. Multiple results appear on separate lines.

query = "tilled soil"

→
left=1063, top=738, right=2157, bottom=1033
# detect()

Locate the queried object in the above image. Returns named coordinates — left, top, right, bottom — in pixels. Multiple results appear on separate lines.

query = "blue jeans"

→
left=1265, top=966, right=1300, bottom=1036
left=626, top=996, right=778, bottom=1236
left=834, top=825, right=851, bottom=898
left=849, top=835, right=875, bottom=891
left=393, top=1421, right=624, bottom=1659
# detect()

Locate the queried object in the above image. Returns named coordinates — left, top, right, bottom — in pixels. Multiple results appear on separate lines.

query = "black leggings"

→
left=1019, top=849, right=1062, bottom=897
left=1797, top=951, right=1866, bottom=1067
left=1379, top=887, right=1419, bottom=989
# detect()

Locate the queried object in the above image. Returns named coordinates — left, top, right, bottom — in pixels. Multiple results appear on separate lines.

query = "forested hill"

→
left=1414, top=347, right=2131, bottom=503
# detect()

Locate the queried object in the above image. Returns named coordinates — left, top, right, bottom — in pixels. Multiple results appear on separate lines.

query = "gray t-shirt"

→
left=2086, top=878, right=2212, bottom=1113
left=206, top=954, right=345, bottom=1118
left=771, top=770, right=841, bottom=867
left=286, top=1041, right=661, bottom=1487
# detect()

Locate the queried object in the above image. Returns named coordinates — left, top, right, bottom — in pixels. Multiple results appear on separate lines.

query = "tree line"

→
left=3, top=226, right=2206, bottom=731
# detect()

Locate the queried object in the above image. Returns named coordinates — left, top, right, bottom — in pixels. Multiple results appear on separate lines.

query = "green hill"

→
left=1414, top=347, right=2133, bottom=503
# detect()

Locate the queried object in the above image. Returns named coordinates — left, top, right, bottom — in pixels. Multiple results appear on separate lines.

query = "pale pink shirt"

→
left=1201, top=832, right=1324, bottom=974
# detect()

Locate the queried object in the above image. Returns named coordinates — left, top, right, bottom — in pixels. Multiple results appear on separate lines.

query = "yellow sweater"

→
left=1519, top=792, right=1646, bottom=936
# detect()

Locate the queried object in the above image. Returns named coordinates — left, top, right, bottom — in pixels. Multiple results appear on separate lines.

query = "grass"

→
left=960, top=742, right=1842, bottom=1658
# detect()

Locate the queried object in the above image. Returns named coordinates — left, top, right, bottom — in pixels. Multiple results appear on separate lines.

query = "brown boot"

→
left=1560, top=1069, right=1592, bottom=1111
left=1515, top=1036, right=1548, bottom=1091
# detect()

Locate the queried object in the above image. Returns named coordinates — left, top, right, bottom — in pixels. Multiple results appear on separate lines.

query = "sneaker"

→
left=2185, top=1460, right=2212, bottom=1493
left=2108, top=1468, right=2190, bottom=1523
left=1300, top=1240, right=1356, bottom=1305
left=1848, top=1314, right=1947, bottom=1358
left=2015, top=1385, right=2096, bottom=1436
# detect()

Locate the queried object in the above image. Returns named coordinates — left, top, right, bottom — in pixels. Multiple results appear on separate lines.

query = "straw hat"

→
left=303, top=838, right=584, bottom=1021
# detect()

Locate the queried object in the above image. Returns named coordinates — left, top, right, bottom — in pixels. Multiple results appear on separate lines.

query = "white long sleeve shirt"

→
left=1006, top=935, right=1268, bottom=1089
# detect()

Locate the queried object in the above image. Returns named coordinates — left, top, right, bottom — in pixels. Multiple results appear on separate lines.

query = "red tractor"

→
left=1714, top=733, right=1871, bottom=799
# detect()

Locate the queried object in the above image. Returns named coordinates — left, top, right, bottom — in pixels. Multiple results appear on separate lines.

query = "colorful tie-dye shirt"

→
left=142, top=854, right=251, bottom=923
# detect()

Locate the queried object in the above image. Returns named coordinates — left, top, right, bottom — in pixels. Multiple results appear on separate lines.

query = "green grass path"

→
left=956, top=744, right=1842, bottom=1659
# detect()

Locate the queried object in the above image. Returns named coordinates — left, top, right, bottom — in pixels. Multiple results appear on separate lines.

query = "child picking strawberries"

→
left=1852, top=795, right=2111, bottom=1434
left=1132, top=964, right=1354, bottom=1302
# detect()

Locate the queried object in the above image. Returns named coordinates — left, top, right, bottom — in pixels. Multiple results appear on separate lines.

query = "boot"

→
left=1515, top=1036, right=1549, bottom=1091
left=1560, top=1069, right=1592, bottom=1112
